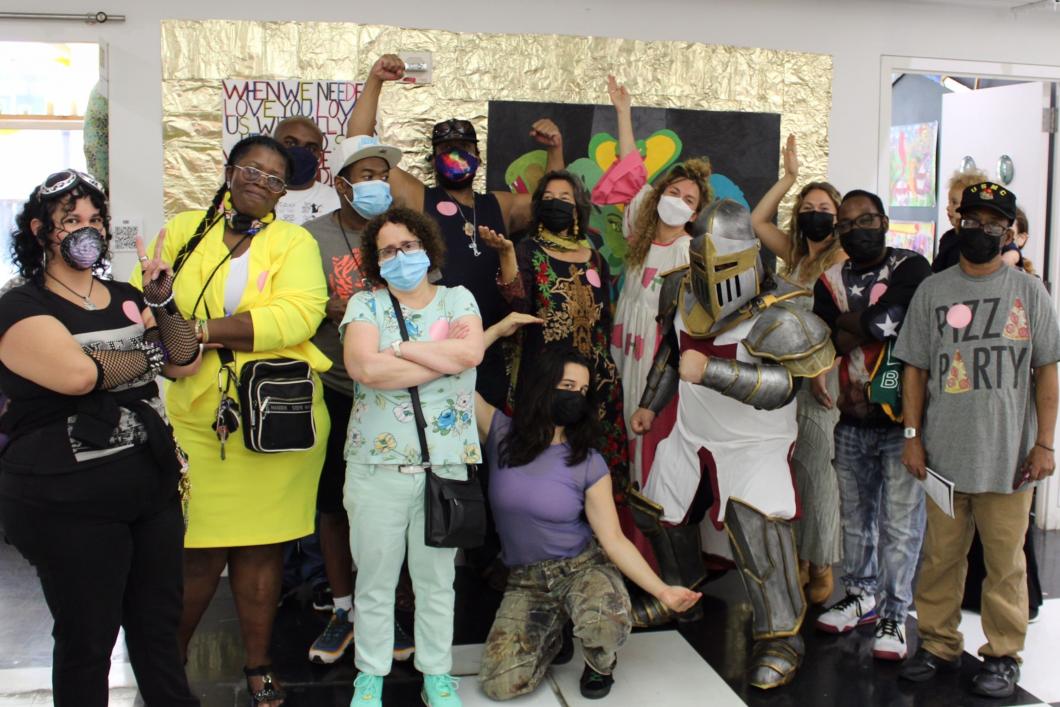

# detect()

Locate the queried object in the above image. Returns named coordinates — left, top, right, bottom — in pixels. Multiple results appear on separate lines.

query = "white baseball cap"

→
left=330, top=134, right=403, bottom=177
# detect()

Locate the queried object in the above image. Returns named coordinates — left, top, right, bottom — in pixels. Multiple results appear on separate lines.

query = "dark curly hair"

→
left=528, top=170, right=591, bottom=241
left=361, top=206, right=447, bottom=286
left=11, top=179, right=111, bottom=284
left=501, top=346, right=601, bottom=468
left=173, top=135, right=293, bottom=274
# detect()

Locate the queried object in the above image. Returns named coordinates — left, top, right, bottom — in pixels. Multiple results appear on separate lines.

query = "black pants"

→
left=0, top=448, right=198, bottom=707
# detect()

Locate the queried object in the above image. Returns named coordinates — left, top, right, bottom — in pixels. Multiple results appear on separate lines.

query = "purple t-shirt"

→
left=487, top=411, right=610, bottom=567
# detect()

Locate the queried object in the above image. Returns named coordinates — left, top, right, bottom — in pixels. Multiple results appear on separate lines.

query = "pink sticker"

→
left=436, top=201, right=458, bottom=217
left=585, top=268, right=602, bottom=288
left=429, top=318, right=451, bottom=341
left=611, top=323, right=624, bottom=349
left=257, top=270, right=268, bottom=292
left=122, top=300, right=143, bottom=324
left=869, top=283, right=888, bottom=305
left=947, top=303, right=973, bottom=329
left=640, top=267, right=658, bottom=290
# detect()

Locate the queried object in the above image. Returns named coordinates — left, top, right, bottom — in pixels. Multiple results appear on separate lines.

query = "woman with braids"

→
left=750, top=133, right=845, bottom=604
left=592, top=75, right=712, bottom=498
left=0, top=170, right=201, bottom=706
left=479, top=169, right=629, bottom=491
left=132, top=135, right=329, bottom=706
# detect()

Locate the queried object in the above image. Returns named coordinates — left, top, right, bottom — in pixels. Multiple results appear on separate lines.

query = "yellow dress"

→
left=132, top=211, right=331, bottom=548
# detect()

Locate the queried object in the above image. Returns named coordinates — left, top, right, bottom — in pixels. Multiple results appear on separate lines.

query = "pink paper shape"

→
left=429, top=318, right=451, bottom=341
left=641, top=267, right=658, bottom=290
left=436, top=201, right=458, bottom=217
left=122, top=300, right=143, bottom=324
left=947, top=303, right=973, bottom=329
left=869, top=283, right=888, bottom=305
left=585, top=268, right=601, bottom=288
left=257, top=271, right=268, bottom=292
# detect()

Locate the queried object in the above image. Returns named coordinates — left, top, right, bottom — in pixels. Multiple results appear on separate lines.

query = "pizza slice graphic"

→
left=1002, top=298, right=1031, bottom=341
left=944, top=349, right=972, bottom=394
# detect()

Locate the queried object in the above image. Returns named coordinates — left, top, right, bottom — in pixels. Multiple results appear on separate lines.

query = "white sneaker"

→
left=816, top=592, right=878, bottom=633
left=872, top=618, right=907, bottom=660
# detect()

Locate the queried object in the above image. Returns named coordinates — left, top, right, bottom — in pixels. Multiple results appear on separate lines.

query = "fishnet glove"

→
left=84, top=341, right=165, bottom=390
left=142, top=270, right=174, bottom=307
left=142, top=272, right=199, bottom=366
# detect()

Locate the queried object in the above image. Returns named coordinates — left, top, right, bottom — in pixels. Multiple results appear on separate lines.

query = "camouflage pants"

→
left=479, top=542, right=632, bottom=701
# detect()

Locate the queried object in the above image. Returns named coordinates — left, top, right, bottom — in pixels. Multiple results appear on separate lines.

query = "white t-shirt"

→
left=274, top=181, right=340, bottom=225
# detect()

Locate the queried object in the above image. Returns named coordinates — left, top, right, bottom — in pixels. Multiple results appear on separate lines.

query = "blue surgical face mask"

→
left=343, top=178, right=393, bottom=219
left=379, top=249, right=430, bottom=291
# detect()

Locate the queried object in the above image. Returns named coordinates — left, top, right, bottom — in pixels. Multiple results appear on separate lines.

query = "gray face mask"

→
left=58, top=227, right=106, bottom=270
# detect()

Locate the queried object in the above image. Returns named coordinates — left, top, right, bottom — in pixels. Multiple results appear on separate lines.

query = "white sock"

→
left=334, top=594, right=353, bottom=617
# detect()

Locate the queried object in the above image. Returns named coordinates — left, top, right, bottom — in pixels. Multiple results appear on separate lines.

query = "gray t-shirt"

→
left=302, top=210, right=366, bottom=394
left=894, top=265, right=1060, bottom=493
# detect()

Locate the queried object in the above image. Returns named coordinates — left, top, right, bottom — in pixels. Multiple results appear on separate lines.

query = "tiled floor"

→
left=1, top=529, right=1057, bottom=706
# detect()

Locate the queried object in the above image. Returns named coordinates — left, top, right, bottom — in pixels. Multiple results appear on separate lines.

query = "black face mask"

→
left=840, top=227, right=886, bottom=263
left=550, top=389, right=589, bottom=427
left=958, top=228, right=1002, bottom=264
left=797, top=211, right=835, bottom=242
left=538, top=199, right=576, bottom=234
left=286, top=146, right=319, bottom=186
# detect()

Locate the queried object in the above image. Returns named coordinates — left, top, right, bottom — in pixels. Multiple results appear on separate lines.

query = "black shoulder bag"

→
left=388, top=291, right=486, bottom=549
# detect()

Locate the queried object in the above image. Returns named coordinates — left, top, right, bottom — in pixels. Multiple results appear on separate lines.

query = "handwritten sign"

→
left=222, top=79, right=364, bottom=186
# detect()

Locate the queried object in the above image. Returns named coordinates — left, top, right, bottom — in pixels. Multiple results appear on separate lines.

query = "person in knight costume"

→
left=626, top=198, right=835, bottom=690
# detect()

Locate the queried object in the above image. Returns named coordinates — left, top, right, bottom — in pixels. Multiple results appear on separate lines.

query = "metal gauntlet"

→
left=700, top=357, right=795, bottom=410
left=638, top=339, right=679, bottom=413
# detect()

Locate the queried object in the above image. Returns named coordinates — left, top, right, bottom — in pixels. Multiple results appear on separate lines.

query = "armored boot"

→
left=627, top=489, right=706, bottom=627
left=725, top=498, right=806, bottom=690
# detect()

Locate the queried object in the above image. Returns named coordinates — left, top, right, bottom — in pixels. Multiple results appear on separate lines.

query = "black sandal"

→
left=244, top=665, right=285, bottom=706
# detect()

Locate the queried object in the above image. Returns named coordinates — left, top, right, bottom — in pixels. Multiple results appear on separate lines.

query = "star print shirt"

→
left=814, top=247, right=932, bottom=426
left=338, top=285, right=483, bottom=466
left=894, top=265, right=1060, bottom=493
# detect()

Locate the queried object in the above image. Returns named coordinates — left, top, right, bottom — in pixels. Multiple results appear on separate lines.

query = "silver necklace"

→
left=46, top=271, right=96, bottom=310
left=445, top=191, right=480, bottom=257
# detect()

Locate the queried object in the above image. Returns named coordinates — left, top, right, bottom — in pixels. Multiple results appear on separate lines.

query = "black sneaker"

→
left=311, top=583, right=333, bottom=612
left=579, top=663, right=614, bottom=699
left=552, top=621, right=574, bottom=665
left=971, top=656, right=1020, bottom=698
left=899, top=647, right=961, bottom=682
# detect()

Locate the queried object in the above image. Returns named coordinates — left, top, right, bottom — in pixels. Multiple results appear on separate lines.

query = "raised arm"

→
left=751, top=133, right=799, bottom=259
left=607, top=75, right=635, bottom=158
left=500, top=118, right=565, bottom=233
left=347, top=54, right=426, bottom=210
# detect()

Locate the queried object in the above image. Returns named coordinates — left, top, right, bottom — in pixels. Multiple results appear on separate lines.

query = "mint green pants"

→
left=343, top=463, right=466, bottom=676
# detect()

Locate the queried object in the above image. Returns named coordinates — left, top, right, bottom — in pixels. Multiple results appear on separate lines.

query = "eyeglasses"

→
left=39, top=170, right=105, bottom=198
left=834, top=213, right=885, bottom=235
left=231, top=164, right=287, bottom=194
left=960, top=218, right=1009, bottom=238
left=378, top=240, right=423, bottom=262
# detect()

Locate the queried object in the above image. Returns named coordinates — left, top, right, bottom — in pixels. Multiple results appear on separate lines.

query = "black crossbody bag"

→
left=388, top=291, right=486, bottom=549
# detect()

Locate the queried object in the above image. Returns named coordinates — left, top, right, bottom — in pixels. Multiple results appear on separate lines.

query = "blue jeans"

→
left=834, top=424, right=925, bottom=621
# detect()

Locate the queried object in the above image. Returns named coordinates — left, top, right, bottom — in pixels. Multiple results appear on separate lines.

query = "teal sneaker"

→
left=393, top=621, right=415, bottom=661
left=421, top=673, right=462, bottom=706
left=351, top=672, right=383, bottom=707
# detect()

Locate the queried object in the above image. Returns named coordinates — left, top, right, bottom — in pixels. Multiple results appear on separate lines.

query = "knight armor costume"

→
left=629, top=199, right=835, bottom=690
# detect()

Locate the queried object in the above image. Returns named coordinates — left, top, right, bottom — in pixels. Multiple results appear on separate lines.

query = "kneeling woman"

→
left=474, top=332, right=701, bottom=701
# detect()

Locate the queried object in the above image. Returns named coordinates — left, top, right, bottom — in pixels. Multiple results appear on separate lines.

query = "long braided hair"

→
left=172, top=135, right=292, bottom=273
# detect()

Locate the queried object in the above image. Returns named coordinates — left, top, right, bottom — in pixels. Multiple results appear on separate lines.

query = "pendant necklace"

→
left=445, top=191, right=480, bottom=257
left=46, top=271, right=96, bottom=310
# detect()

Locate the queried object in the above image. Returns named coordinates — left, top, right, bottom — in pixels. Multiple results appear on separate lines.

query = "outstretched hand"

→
left=607, top=74, right=631, bottom=112
left=782, top=133, right=799, bottom=179
left=478, top=226, right=514, bottom=253
left=371, top=54, right=405, bottom=82
left=491, top=312, right=544, bottom=339
left=658, top=585, right=702, bottom=614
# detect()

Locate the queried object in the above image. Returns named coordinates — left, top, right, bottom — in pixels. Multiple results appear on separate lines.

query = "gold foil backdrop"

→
left=161, top=19, right=832, bottom=218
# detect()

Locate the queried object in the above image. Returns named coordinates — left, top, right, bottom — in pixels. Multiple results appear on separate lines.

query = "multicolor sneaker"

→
left=421, top=673, right=462, bottom=706
left=308, top=609, right=354, bottom=664
left=872, top=618, right=908, bottom=660
left=352, top=672, right=383, bottom=707
left=816, top=592, right=878, bottom=633
left=394, top=621, right=415, bottom=661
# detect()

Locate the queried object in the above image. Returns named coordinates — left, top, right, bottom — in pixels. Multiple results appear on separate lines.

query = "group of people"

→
left=0, top=52, right=1055, bottom=707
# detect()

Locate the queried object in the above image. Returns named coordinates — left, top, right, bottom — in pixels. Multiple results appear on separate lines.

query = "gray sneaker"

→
left=308, top=609, right=354, bottom=664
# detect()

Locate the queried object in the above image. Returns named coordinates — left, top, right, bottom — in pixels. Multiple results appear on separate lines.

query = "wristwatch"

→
left=903, top=427, right=918, bottom=439
left=391, top=340, right=403, bottom=358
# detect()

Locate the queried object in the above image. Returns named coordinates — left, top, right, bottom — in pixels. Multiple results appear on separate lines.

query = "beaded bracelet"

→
left=143, top=291, right=175, bottom=308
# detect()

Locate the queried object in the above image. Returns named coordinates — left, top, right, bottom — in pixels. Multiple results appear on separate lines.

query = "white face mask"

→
left=657, top=195, right=694, bottom=227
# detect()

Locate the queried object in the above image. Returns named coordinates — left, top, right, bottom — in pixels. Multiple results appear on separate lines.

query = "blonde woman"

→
left=933, top=167, right=989, bottom=272
left=750, top=133, right=845, bottom=604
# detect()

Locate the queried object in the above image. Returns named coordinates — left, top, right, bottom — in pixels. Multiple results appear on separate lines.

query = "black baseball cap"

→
left=431, top=119, right=477, bottom=145
left=958, top=182, right=1017, bottom=221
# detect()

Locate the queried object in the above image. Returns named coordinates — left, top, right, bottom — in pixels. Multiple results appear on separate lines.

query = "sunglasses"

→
left=38, top=170, right=105, bottom=198
left=432, top=120, right=476, bottom=143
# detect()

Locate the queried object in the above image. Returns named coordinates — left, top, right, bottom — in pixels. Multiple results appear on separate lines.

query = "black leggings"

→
left=0, top=448, right=198, bottom=707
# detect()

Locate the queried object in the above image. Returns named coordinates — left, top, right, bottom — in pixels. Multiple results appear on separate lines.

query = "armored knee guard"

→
left=627, top=489, right=706, bottom=626
left=724, top=498, right=806, bottom=689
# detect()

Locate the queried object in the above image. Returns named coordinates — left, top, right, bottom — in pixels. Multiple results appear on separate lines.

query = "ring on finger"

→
left=139, top=256, right=149, bottom=262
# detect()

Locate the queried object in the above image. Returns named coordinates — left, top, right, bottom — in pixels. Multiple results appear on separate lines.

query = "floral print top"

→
left=339, top=285, right=483, bottom=465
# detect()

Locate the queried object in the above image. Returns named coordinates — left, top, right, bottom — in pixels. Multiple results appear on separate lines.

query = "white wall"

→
left=3, top=0, right=1060, bottom=242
